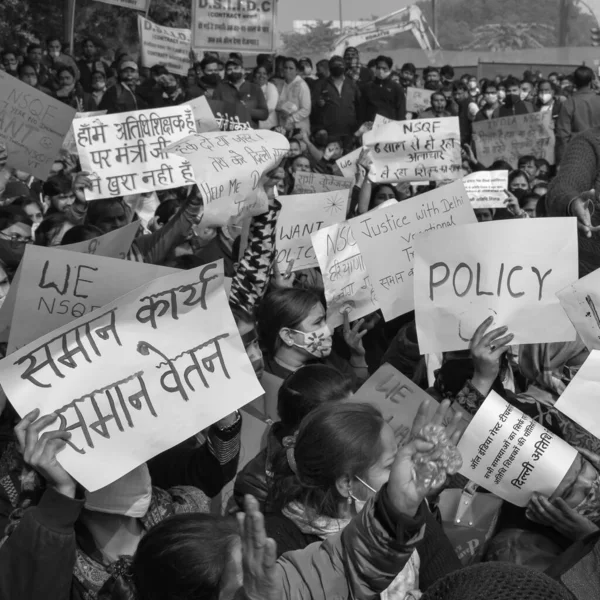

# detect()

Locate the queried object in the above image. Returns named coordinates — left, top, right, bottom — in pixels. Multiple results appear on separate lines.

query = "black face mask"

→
left=227, top=72, right=244, bottom=83
left=203, top=73, right=220, bottom=86
left=330, top=65, right=345, bottom=78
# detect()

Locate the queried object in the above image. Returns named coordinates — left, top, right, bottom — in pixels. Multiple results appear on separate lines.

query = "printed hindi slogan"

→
left=462, top=171, right=509, bottom=209
left=0, top=261, right=264, bottom=491
left=413, top=218, right=578, bottom=354
left=458, top=391, right=578, bottom=506
left=312, top=221, right=379, bottom=328
left=138, top=15, right=192, bottom=77
left=167, top=130, right=289, bottom=226
left=363, top=117, right=462, bottom=182
left=62, top=110, right=107, bottom=155
left=472, top=111, right=555, bottom=168
left=293, top=172, right=353, bottom=195
left=352, top=180, right=477, bottom=321
left=73, top=105, right=197, bottom=199
left=0, top=71, right=76, bottom=180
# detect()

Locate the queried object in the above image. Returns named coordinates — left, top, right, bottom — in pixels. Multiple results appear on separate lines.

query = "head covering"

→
left=226, top=56, right=243, bottom=69
left=119, top=57, right=138, bottom=72
left=421, top=562, right=574, bottom=600
left=343, top=46, right=358, bottom=57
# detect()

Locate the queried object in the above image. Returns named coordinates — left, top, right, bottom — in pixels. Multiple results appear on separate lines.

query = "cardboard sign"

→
left=191, top=0, right=276, bottom=53
left=138, top=15, right=192, bottom=77
left=60, top=221, right=141, bottom=259
left=336, top=147, right=362, bottom=179
left=94, top=0, right=149, bottom=9
left=557, top=268, right=600, bottom=351
left=276, top=190, right=350, bottom=273
left=406, top=87, right=434, bottom=114
left=414, top=218, right=578, bottom=354
left=312, top=221, right=379, bottom=328
left=363, top=117, right=462, bottom=182
left=293, top=172, right=353, bottom=195
left=0, top=262, right=264, bottom=491
left=73, top=105, right=197, bottom=199
left=352, top=180, right=477, bottom=321
left=473, top=112, right=555, bottom=168
left=0, top=71, right=76, bottom=180
left=4, top=245, right=176, bottom=354
left=458, top=391, right=577, bottom=507
left=188, top=95, right=220, bottom=134
left=555, top=351, right=600, bottom=440
left=462, top=171, right=509, bottom=209
left=167, top=130, right=289, bottom=227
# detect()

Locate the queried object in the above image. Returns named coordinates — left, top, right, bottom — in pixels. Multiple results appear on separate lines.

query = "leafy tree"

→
left=462, top=23, right=556, bottom=51
left=281, top=21, right=340, bottom=56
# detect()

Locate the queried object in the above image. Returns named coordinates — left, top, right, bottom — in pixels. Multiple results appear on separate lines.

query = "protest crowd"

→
left=4, top=7, right=600, bottom=600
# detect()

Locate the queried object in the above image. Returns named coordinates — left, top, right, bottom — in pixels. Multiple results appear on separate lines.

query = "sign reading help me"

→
left=276, top=190, right=350, bottom=273
left=414, top=218, right=578, bottom=354
left=363, top=117, right=462, bottom=182
left=458, top=391, right=577, bottom=506
left=352, top=180, right=476, bottom=321
left=74, top=105, right=197, bottom=199
left=0, top=261, right=263, bottom=491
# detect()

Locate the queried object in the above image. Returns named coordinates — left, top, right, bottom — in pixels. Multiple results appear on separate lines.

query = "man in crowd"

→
left=424, top=66, right=442, bottom=90
left=98, top=56, right=146, bottom=113
left=493, top=76, right=533, bottom=117
left=77, top=38, right=110, bottom=93
left=190, top=56, right=223, bottom=99
left=25, top=43, right=50, bottom=88
left=1, top=50, right=19, bottom=78
left=343, top=46, right=372, bottom=84
left=399, top=62, right=417, bottom=92
left=360, top=55, right=406, bottom=122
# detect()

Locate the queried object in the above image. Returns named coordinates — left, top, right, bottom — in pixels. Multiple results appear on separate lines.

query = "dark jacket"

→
left=556, top=89, right=600, bottom=162
left=310, top=76, right=361, bottom=138
left=361, top=78, right=406, bottom=122
left=98, top=82, right=148, bottom=114
left=212, top=80, right=268, bottom=128
left=492, top=99, right=534, bottom=118
left=76, top=59, right=112, bottom=94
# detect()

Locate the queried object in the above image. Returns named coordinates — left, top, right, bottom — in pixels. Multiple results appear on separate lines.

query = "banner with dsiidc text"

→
left=0, top=261, right=264, bottom=491
left=191, top=0, right=276, bottom=53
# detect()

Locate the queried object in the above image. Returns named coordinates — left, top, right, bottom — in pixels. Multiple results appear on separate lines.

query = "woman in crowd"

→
left=508, top=169, right=531, bottom=193
left=277, top=58, right=311, bottom=133
left=55, top=65, right=96, bottom=111
left=254, top=65, right=279, bottom=130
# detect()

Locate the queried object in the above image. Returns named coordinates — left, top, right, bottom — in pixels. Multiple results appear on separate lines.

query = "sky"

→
left=277, top=0, right=416, bottom=31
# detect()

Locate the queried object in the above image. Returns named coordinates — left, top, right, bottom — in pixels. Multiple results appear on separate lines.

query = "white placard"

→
left=406, top=87, right=434, bottom=114
left=187, top=95, right=219, bottom=134
left=293, top=172, right=353, bottom=195
left=336, top=147, right=362, bottom=179
left=462, top=171, right=509, bottom=209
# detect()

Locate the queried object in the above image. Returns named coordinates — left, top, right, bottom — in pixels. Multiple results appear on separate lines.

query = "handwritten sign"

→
left=473, top=112, right=555, bottom=168
left=557, top=268, right=600, bottom=351
left=5, top=245, right=176, bottom=354
left=406, top=87, right=434, bottom=115
left=414, top=218, right=578, bottom=354
left=94, top=0, right=149, bottom=9
left=0, top=261, right=263, bottom=491
left=462, top=171, right=509, bottom=209
left=293, top=172, right=353, bottom=195
left=276, top=190, right=350, bottom=273
left=458, top=391, right=577, bottom=506
left=352, top=180, right=476, bottom=321
left=0, top=71, right=76, bottom=180
left=363, top=117, right=462, bottom=182
left=336, top=147, right=362, bottom=179
left=62, top=110, right=107, bottom=155
left=138, top=15, right=192, bottom=77
left=312, top=221, right=379, bottom=328
left=555, top=351, right=600, bottom=440
left=191, top=0, right=276, bottom=53
left=167, top=130, right=289, bottom=227
left=188, top=96, right=219, bottom=134
left=74, top=105, right=197, bottom=200
left=61, top=221, right=140, bottom=259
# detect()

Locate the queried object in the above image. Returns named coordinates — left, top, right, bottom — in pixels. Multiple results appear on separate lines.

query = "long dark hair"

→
left=270, top=403, right=385, bottom=518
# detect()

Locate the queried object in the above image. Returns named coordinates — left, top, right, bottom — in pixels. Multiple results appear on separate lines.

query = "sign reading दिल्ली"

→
left=363, top=117, right=462, bottom=183
left=74, top=105, right=197, bottom=200
left=0, top=261, right=264, bottom=491
left=351, top=180, right=477, bottom=322
left=413, top=218, right=578, bottom=354
left=191, top=0, right=276, bottom=54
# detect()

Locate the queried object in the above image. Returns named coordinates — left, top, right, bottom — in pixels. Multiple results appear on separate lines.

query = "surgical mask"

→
left=330, top=65, right=345, bottom=78
left=286, top=324, right=333, bottom=358
left=539, top=93, right=552, bottom=105
left=227, top=72, right=244, bottom=83
left=50, top=50, right=60, bottom=58
left=376, top=71, right=390, bottom=80
left=92, top=81, right=106, bottom=91
left=85, top=464, right=152, bottom=518
left=349, top=475, right=376, bottom=513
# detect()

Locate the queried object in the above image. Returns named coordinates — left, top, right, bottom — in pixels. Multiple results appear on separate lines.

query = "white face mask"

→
left=349, top=475, right=377, bottom=513
left=286, top=324, right=333, bottom=358
left=539, top=92, right=552, bottom=105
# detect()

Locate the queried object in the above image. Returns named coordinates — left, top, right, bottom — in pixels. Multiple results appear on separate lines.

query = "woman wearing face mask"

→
left=55, top=66, right=97, bottom=111
left=18, top=61, right=53, bottom=95
left=266, top=401, right=463, bottom=598
left=257, top=287, right=369, bottom=385
left=474, top=81, right=500, bottom=121
left=253, top=65, right=279, bottom=129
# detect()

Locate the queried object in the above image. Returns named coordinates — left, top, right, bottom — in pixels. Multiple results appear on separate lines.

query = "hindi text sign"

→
left=462, top=171, right=509, bottom=209
left=293, top=172, right=353, bottom=194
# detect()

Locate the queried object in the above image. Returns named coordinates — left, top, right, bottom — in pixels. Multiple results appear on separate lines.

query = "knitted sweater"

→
left=546, top=127, right=600, bottom=278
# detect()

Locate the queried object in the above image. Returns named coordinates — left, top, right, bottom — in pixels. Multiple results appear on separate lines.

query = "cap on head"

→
left=119, top=57, right=138, bottom=72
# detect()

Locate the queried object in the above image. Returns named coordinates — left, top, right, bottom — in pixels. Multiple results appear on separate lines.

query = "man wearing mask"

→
left=536, top=79, right=561, bottom=126
left=98, top=57, right=147, bottom=114
left=311, top=55, right=361, bottom=148
left=190, top=57, right=222, bottom=99
left=360, top=55, right=405, bottom=122
left=343, top=47, right=372, bottom=84
left=492, top=76, right=533, bottom=118
left=213, top=56, right=268, bottom=128
left=44, top=37, right=80, bottom=86
left=26, top=44, right=50, bottom=88
left=77, top=38, right=111, bottom=93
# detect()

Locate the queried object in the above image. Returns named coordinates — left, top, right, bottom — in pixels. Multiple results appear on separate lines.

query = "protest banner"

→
left=0, top=261, right=264, bottom=491
left=293, top=172, right=353, bottom=195
left=406, top=87, right=434, bottom=115
left=276, top=190, right=350, bottom=273
left=472, top=111, right=555, bottom=168
left=336, top=147, right=362, bottom=179
left=167, top=130, right=289, bottom=227
left=352, top=180, right=477, bottom=321
left=60, top=221, right=140, bottom=259
left=363, top=117, right=462, bottom=182
left=462, top=171, right=509, bottom=209
left=0, top=71, right=76, bottom=180
left=458, top=391, right=578, bottom=506
left=312, top=221, right=379, bottom=328
left=4, top=245, right=176, bottom=354
left=208, top=99, right=252, bottom=131
left=188, top=95, right=220, bottom=133
left=73, top=105, right=197, bottom=200
left=62, top=110, right=107, bottom=155
left=94, top=0, right=149, bottom=9
left=555, top=350, right=600, bottom=440
left=414, top=218, right=578, bottom=354
left=138, top=15, right=192, bottom=77
left=191, top=0, right=277, bottom=53
left=557, top=267, right=600, bottom=351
